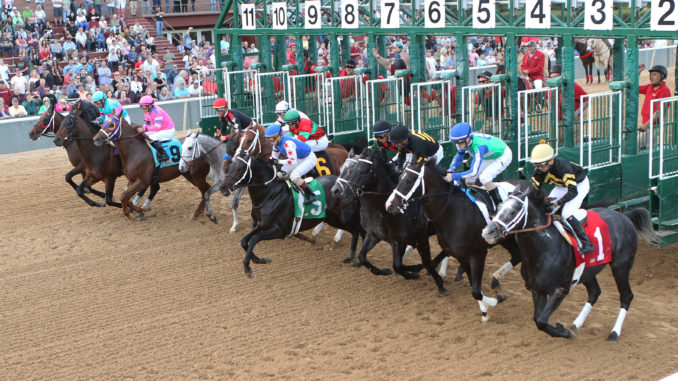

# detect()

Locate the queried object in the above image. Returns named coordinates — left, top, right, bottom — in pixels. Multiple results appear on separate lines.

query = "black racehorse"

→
left=385, top=159, right=522, bottom=321
left=220, top=149, right=364, bottom=277
left=331, top=148, right=448, bottom=294
left=482, top=181, right=657, bottom=341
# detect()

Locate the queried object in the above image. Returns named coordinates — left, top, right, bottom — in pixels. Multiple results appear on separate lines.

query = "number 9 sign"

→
left=424, top=0, right=445, bottom=28
left=584, top=0, right=612, bottom=30
left=305, top=0, right=322, bottom=29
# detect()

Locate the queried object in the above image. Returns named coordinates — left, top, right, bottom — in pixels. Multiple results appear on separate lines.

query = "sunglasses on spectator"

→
left=478, top=79, right=488, bottom=84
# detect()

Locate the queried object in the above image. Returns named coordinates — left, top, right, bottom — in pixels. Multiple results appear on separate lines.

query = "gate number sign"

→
left=424, top=0, right=445, bottom=28
left=341, top=0, right=360, bottom=29
left=381, top=0, right=400, bottom=28
left=305, top=0, right=322, bottom=29
left=651, top=0, right=678, bottom=31
left=272, top=2, right=287, bottom=30
left=525, top=0, right=551, bottom=29
left=584, top=0, right=613, bottom=30
left=241, top=3, right=256, bottom=30
left=473, top=0, right=496, bottom=29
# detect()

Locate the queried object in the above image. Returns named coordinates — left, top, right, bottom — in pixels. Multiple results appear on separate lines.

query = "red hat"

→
left=213, top=97, right=228, bottom=109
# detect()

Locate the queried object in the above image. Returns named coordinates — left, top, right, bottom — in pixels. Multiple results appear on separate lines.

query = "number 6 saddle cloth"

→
left=148, top=139, right=182, bottom=168
left=566, top=210, right=613, bottom=268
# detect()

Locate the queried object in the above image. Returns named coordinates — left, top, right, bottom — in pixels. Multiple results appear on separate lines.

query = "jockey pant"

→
left=465, top=146, right=513, bottom=186
left=549, top=176, right=589, bottom=221
left=286, top=152, right=318, bottom=184
left=305, top=136, right=329, bottom=152
left=146, top=127, right=176, bottom=142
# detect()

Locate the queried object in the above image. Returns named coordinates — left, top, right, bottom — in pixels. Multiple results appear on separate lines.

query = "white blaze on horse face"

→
left=385, top=191, right=397, bottom=211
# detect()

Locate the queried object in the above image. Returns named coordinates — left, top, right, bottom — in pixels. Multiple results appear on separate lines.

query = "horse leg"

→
left=401, top=245, right=414, bottom=262
left=203, top=182, right=221, bottom=224
left=418, top=243, right=448, bottom=297
left=533, top=288, right=575, bottom=338
left=330, top=229, right=344, bottom=250
left=391, top=242, right=421, bottom=280
left=104, top=177, right=122, bottom=208
left=571, top=277, right=601, bottom=333
left=230, top=187, right=245, bottom=233
left=607, top=262, right=635, bottom=342
left=190, top=178, right=210, bottom=221
left=142, top=183, right=160, bottom=211
left=342, top=232, right=360, bottom=263
left=355, top=234, right=391, bottom=275
left=243, top=227, right=281, bottom=278
left=132, top=188, right=146, bottom=207
left=120, top=180, right=147, bottom=219
left=492, top=238, right=522, bottom=290
left=466, top=256, right=500, bottom=322
left=65, top=166, right=83, bottom=191
left=310, top=222, right=325, bottom=245
left=438, top=256, right=450, bottom=277
left=75, top=178, right=105, bottom=207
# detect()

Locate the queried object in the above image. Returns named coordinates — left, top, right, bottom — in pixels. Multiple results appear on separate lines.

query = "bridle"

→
left=37, top=109, right=57, bottom=136
left=181, top=134, right=223, bottom=169
left=334, top=157, right=359, bottom=194
left=236, top=126, right=263, bottom=156
left=224, top=154, right=278, bottom=189
left=389, top=163, right=426, bottom=210
left=489, top=194, right=552, bottom=238
left=97, top=114, right=122, bottom=143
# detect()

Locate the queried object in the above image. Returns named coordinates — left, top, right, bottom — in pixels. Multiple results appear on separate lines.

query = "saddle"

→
left=286, top=179, right=326, bottom=236
left=463, top=182, right=516, bottom=222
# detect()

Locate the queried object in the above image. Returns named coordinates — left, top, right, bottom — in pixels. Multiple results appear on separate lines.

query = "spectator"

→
left=141, top=0, right=151, bottom=15
left=0, top=98, right=10, bottom=118
left=105, top=0, right=115, bottom=18
left=187, top=80, right=202, bottom=97
left=10, top=72, right=28, bottom=94
left=173, top=79, right=190, bottom=98
left=0, top=80, right=10, bottom=105
left=9, top=97, right=27, bottom=117
left=107, top=48, right=120, bottom=71
left=37, top=96, right=51, bottom=113
left=55, top=96, right=71, bottom=112
left=118, top=89, right=132, bottom=104
left=63, top=38, right=77, bottom=56
left=0, top=59, right=9, bottom=81
left=183, top=27, right=193, bottom=53
left=157, top=85, right=172, bottom=100
left=23, top=92, right=42, bottom=115
left=63, top=0, right=72, bottom=22
left=53, top=0, right=64, bottom=27
left=115, top=0, right=125, bottom=19
left=521, top=40, right=546, bottom=89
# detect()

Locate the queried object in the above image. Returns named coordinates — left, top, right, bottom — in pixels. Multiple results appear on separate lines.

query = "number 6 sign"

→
left=424, top=0, right=445, bottom=28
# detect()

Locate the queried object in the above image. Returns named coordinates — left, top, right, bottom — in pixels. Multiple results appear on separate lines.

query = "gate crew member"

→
left=283, top=109, right=329, bottom=152
left=638, top=64, right=672, bottom=131
left=212, top=97, right=256, bottom=141
left=136, top=95, right=175, bottom=163
left=444, top=122, right=512, bottom=207
left=265, top=123, right=318, bottom=203
left=388, top=124, right=443, bottom=170
left=530, top=141, right=595, bottom=254
left=548, top=64, right=588, bottom=121
left=521, top=40, right=546, bottom=89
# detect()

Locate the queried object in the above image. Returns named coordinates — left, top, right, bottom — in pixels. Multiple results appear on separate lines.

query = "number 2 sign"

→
left=651, top=0, right=678, bottom=31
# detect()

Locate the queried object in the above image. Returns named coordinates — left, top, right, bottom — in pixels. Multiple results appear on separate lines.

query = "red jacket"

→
left=290, top=118, right=326, bottom=142
left=639, top=83, right=672, bottom=124
left=521, top=50, right=546, bottom=82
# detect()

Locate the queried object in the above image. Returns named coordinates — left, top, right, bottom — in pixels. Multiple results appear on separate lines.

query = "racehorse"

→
left=331, top=148, right=448, bottom=294
left=52, top=104, right=123, bottom=208
left=220, top=149, right=364, bottom=277
left=385, top=159, right=523, bottom=321
left=587, top=38, right=613, bottom=83
left=179, top=130, right=246, bottom=230
left=29, top=105, right=103, bottom=197
left=92, top=110, right=212, bottom=220
left=481, top=181, right=657, bottom=341
left=575, top=39, right=596, bottom=84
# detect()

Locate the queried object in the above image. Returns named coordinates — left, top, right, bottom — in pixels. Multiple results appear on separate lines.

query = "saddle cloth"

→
left=149, top=139, right=182, bottom=168
left=565, top=211, right=613, bottom=268
left=287, top=179, right=327, bottom=236
left=463, top=182, right=516, bottom=224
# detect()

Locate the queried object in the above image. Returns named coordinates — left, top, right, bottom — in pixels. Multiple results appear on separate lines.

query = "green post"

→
left=341, top=34, right=351, bottom=67
left=613, top=38, right=625, bottom=81
left=295, top=34, right=304, bottom=74
left=377, top=35, right=387, bottom=78
left=308, top=35, right=317, bottom=65
left=367, top=32, right=378, bottom=80
left=275, top=35, right=286, bottom=70
left=259, top=35, right=273, bottom=115
left=455, top=33, right=468, bottom=124
left=506, top=32, right=518, bottom=141
left=329, top=33, right=340, bottom=77
left=409, top=33, right=424, bottom=83
left=624, top=35, right=639, bottom=155
left=562, top=35, right=575, bottom=148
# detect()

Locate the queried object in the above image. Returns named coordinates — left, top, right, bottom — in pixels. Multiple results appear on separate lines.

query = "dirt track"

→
left=1, top=144, right=678, bottom=381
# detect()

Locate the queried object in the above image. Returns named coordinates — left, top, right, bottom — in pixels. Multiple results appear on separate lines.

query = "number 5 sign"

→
left=473, top=0, right=495, bottom=28
left=584, top=0, right=612, bottom=30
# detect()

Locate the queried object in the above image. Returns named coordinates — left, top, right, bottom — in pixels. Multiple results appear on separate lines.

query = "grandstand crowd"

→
left=0, top=0, right=219, bottom=118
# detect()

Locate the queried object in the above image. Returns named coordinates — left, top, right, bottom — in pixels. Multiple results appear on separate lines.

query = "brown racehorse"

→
left=29, top=104, right=104, bottom=197
left=53, top=103, right=124, bottom=208
left=92, top=110, right=212, bottom=220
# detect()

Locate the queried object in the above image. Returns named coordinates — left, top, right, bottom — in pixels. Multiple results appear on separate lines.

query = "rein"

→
left=510, top=214, right=552, bottom=234
left=38, top=110, right=57, bottom=136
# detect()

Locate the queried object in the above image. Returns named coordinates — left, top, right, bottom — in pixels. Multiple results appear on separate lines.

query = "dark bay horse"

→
left=220, top=149, right=364, bottom=277
left=52, top=104, right=123, bottom=208
left=29, top=105, right=104, bottom=197
left=575, top=39, right=595, bottom=84
left=92, top=111, right=212, bottom=220
left=385, top=159, right=522, bottom=322
left=331, top=148, right=448, bottom=294
left=482, top=181, right=657, bottom=341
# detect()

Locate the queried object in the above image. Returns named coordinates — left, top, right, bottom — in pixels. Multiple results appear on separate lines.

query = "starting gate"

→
left=224, top=69, right=258, bottom=122
left=410, top=80, right=451, bottom=143
left=291, top=72, right=326, bottom=128
left=517, top=87, right=559, bottom=162
left=255, top=71, right=291, bottom=125
left=462, top=83, right=503, bottom=139
left=322, top=76, right=366, bottom=137
left=365, top=77, right=405, bottom=139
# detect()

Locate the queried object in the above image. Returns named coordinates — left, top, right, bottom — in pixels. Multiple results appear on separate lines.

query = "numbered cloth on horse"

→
left=566, top=211, right=612, bottom=267
left=149, top=139, right=182, bottom=167
left=310, top=150, right=334, bottom=177
left=288, top=179, right=326, bottom=219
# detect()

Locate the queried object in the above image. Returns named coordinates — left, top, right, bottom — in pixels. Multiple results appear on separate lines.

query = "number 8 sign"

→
left=424, top=0, right=445, bottom=28
left=341, top=0, right=360, bottom=29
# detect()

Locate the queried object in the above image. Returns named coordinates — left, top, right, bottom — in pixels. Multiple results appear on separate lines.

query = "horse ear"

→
left=348, top=147, right=354, bottom=157
left=48, top=102, right=55, bottom=114
left=117, top=110, right=123, bottom=118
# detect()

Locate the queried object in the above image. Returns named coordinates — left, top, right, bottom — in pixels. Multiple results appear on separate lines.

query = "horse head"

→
left=93, top=110, right=123, bottom=147
left=385, top=159, right=428, bottom=215
left=220, top=149, right=253, bottom=196
left=30, top=103, right=58, bottom=141
left=53, top=113, right=79, bottom=147
left=179, top=129, right=199, bottom=173
left=330, top=147, right=357, bottom=198
left=482, top=180, right=542, bottom=245
left=342, top=147, right=385, bottom=198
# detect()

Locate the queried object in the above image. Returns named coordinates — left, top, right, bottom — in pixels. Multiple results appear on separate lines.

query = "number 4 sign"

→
left=525, top=0, right=551, bottom=29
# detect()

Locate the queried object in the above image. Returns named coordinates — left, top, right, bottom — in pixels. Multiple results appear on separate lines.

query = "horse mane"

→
left=511, top=179, right=548, bottom=211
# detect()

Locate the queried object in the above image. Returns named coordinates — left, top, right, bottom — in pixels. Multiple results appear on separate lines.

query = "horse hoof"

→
left=95, top=202, right=105, bottom=207
left=136, top=213, right=146, bottom=221
left=481, top=314, right=490, bottom=323
left=229, top=226, right=238, bottom=233
left=380, top=268, right=393, bottom=276
left=343, top=257, right=353, bottom=264
left=310, top=237, right=317, bottom=246
left=209, top=215, right=218, bottom=224
left=143, top=205, right=151, bottom=212
left=352, top=261, right=362, bottom=268
left=491, top=277, right=501, bottom=290
left=497, top=294, right=507, bottom=303
left=454, top=273, right=463, bottom=282
left=330, top=241, right=338, bottom=251
left=261, top=257, right=272, bottom=264
left=438, top=288, right=449, bottom=297
left=245, top=268, right=253, bottom=278
left=606, top=332, right=618, bottom=343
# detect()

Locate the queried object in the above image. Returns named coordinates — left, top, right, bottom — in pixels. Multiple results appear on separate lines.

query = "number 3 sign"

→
left=584, top=0, right=612, bottom=30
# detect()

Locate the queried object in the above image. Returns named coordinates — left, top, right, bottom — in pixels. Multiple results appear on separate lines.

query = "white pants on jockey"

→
left=306, top=136, right=329, bottom=152
left=532, top=79, right=544, bottom=89
left=394, top=144, right=444, bottom=166
left=146, top=128, right=176, bottom=142
left=549, top=176, right=589, bottom=221
left=285, top=152, right=318, bottom=183
left=464, top=146, right=513, bottom=185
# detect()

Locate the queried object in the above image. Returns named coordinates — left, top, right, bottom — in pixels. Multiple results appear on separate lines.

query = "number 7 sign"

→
left=381, top=0, right=400, bottom=28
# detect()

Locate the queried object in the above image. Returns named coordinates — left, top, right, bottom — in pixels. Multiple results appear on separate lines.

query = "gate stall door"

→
left=290, top=72, right=326, bottom=128
left=255, top=71, right=291, bottom=125
left=323, top=75, right=366, bottom=137
left=365, top=77, right=405, bottom=140
left=225, top=69, right=258, bottom=121
left=410, top=80, right=451, bottom=143
left=518, top=87, right=559, bottom=162
left=461, top=83, right=503, bottom=139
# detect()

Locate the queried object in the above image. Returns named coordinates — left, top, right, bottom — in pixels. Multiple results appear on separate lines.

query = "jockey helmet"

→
left=550, top=64, right=562, bottom=75
left=388, top=125, right=409, bottom=143
left=92, top=91, right=106, bottom=103
left=373, top=120, right=392, bottom=134
left=649, top=65, right=668, bottom=81
left=449, top=122, right=473, bottom=143
left=264, top=123, right=282, bottom=137
left=477, top=71, right=492, bottom=80
left=345, top=59, right=357, bottom=68
left=530, top=141, right=555, bottom=164
left=284, top=109, right=301, bottom=124
left=213, top=97, right=228, bottom=109
left=139, top=95, right=155, bottom=106
left=66, top=92, right=81, bottom=105
left=275, top=100, right=290, bottom=115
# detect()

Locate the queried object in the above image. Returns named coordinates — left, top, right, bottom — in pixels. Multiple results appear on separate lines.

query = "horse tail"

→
left=624, top=208, right=659, bottom=245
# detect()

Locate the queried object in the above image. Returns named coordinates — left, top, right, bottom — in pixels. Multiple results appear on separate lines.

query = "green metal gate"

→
left=255, top=71, right=291, bottom=125
left=225, top=69, right=258, bottom=121
left=517, top=87, right=559, bottom=162
left=462, top=83, right=502, bottom=139
left=291, top=72, right=326, bottom=128
left=410, top=80, right=451, bottom=143
left=365, top=77, right=405, bottom=139
left=323, top=75, right=366, bottom=137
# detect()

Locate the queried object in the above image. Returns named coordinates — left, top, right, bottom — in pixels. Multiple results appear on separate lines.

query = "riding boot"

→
left=150, top=140, right=170, bottom=163
left=488, top=188, right=502, bottom=208
left=566, top=216, right=595, bottom=254
left=300, top=183, right=317, bottom=204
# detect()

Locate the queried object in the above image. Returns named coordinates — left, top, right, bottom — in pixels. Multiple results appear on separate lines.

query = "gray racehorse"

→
left=179, top=130, right=245, bottom=231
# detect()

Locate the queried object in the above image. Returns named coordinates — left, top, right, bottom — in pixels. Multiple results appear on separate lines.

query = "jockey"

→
left=212, top=97, right=256, bottom=141
left=372, top=120, right=398, bottom=152
left=264, top=123, right=318, bottom=203
left=444, top=122, right=512, bottom=207
left=66, top=91, right=102, bottom=129
left=531, top=141, right=595, bottom=254
left=92, top=90, right=131, bottom=125
left=274, top=100, right=308, bottom=132
left=388, top=124, right=443, bottom=170
left=283, top=109, right=329, bottom=152
left=136, top=95, right=175, bottom=163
